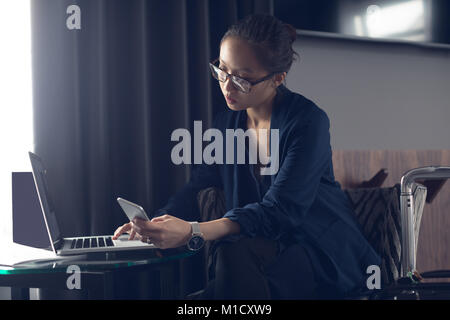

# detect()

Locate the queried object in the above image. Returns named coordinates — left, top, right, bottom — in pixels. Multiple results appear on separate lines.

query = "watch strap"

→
left=190, top=221, right=202, bottom=235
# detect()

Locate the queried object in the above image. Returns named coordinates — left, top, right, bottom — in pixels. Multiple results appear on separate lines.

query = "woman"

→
left=113, top=14, right=381, bottom=299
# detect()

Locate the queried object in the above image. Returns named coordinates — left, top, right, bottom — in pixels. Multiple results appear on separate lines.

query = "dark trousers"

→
left=200, top=237, right=319, bottom=299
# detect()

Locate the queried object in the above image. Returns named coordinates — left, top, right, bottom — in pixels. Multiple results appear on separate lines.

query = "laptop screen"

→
left=28, top=152, right=62, bottom=251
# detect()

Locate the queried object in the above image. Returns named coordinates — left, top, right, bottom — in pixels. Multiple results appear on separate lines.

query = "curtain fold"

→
left=31, top=0, right=273, bottom=240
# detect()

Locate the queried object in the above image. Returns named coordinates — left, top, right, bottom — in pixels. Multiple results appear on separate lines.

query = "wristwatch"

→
left=187, top=222, right=205, bottom=251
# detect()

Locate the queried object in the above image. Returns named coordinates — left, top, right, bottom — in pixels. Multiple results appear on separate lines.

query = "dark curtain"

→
left=30, top=0, right=272, bottom=294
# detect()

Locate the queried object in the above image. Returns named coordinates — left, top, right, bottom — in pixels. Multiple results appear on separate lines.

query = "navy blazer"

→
left=155, top=85, right=381, bottom=294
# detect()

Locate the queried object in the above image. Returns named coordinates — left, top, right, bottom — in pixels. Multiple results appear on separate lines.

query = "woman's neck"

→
left=246, top=90, right=276, bottom=128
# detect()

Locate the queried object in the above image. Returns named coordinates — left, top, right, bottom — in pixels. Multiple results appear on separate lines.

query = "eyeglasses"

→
left=209, top=58, right=275, bottom=94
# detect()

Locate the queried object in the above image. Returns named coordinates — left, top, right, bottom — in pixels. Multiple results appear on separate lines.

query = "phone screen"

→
left=117, top=198, right=150, bottom=221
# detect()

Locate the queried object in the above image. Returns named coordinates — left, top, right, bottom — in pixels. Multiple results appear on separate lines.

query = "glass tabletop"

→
left=0, top=246, right=196, bottom=275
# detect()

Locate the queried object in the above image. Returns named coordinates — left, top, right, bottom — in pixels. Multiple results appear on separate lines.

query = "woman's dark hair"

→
left=221, top=14, right=299, bottom=74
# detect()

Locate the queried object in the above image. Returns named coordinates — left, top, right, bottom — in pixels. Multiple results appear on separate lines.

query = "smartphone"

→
left=117, top=197, right=150, bottom=222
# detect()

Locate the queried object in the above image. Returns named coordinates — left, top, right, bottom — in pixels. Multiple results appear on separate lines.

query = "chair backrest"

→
left=344, top=186, right=403, bottom=285
left=197, top=187, right=226, bottom=281
left=197, top=187, right=226, bottom=222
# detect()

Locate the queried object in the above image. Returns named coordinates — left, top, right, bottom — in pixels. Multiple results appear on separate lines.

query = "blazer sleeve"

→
left=223, top=108, right=332, bottom=240
left=152, top=116, right=224, bottom=221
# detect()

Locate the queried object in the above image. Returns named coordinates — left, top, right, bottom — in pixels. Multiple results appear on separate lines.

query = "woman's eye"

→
left=219, top=66, right=250, bottom=80
left=239, top=75, right=251, bottom=80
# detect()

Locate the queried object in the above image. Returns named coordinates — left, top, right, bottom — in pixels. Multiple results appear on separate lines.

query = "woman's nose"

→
left=223, top=77, right=236, bottom=92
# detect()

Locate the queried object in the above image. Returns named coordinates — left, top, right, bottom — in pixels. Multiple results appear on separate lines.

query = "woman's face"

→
left=218, top=37, right=279, bottom=112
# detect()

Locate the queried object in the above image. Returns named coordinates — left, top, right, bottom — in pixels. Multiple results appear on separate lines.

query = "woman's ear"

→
left=272, top=72, right=286, bottom=88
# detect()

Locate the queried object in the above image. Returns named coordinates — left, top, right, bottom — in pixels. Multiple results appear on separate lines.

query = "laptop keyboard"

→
left=70, top=236, right=114, bottom=249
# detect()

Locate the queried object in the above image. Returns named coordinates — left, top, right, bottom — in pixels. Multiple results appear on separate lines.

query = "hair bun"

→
left=222, top=14, right=299, bottom=73
left=284, top=23, right=297, bottom=43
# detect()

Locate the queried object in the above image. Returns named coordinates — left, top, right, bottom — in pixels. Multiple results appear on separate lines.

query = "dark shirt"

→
left=155, top=85, right=381, bottom=294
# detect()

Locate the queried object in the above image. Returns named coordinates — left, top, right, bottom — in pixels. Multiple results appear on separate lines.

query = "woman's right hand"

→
left=112, top=222, right=142, bottom=240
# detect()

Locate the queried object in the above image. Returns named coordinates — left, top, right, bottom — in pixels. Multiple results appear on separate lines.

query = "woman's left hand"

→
left=131, top=214, right=192, bottom=249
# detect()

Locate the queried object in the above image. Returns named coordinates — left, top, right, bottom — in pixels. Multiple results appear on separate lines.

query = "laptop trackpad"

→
left=113, top=235, right=153, bottom=247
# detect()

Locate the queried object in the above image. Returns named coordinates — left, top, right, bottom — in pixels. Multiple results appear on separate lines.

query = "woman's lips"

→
left=225, top=96, right=237, bottom=104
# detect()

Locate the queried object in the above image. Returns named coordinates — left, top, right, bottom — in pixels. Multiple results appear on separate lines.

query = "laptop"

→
left=28, top=151, right=155, bottom=256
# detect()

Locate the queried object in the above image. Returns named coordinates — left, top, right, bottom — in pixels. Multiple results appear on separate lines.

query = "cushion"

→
left=344, top=186, right=402, bottom=285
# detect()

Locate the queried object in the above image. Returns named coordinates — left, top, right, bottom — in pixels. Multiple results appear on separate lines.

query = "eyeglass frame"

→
left=209, top=58, right=276, bottom=94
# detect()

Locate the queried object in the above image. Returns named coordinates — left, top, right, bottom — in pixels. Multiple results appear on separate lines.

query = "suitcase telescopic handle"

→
left=400, top=166, right=450, bottom=279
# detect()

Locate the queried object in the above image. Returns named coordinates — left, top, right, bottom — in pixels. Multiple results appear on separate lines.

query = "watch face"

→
left=188, top=235, right=205, bottom=251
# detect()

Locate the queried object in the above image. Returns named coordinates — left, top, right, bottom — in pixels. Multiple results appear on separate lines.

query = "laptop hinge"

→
left=53, top=238, right=64, bottom=250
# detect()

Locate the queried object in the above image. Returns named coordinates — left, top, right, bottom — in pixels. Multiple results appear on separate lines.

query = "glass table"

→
left=0, top=242, right=196, bottom=300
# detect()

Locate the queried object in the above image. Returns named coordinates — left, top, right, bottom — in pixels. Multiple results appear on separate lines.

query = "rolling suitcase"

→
left=368, top=166, right=450, bottom=300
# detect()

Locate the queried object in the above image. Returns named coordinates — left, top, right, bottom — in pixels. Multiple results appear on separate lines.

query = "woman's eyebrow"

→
left=219, top=59, right=254, bottom=73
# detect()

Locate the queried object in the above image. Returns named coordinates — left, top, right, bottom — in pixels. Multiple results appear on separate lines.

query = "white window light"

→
left=365, top=0, right=425, bottom=38
left=0, top=0, right=33, bottom=242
